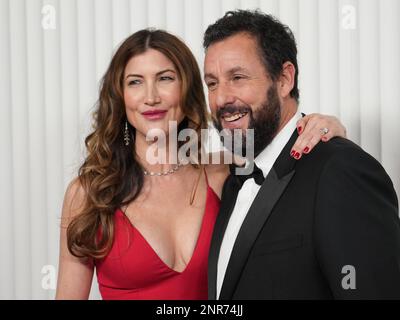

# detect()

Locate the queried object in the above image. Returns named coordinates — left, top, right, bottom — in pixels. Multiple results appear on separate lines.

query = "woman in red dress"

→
left=55, top=29, right=346, bottom=300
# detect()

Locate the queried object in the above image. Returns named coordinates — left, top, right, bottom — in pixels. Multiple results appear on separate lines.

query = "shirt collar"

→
left=253, top=109, right=302, bottom=178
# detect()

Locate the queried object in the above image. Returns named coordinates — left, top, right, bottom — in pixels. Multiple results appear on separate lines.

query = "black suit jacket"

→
left=208, top=131, right=400, bottom=299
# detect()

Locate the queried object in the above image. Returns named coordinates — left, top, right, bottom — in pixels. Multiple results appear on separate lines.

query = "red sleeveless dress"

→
left=94, top=181, right=220, bottom=300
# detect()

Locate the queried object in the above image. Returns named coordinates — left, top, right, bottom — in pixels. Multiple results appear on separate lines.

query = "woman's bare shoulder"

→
left=204, top=152, right=230, bottom=174
left=61, top=177, right=87, bottom=223
left=56, top=177, right=94, bottom=300
left=66, top=177, right=85, bottom=196
left=204, top=151, right=231, bottom=198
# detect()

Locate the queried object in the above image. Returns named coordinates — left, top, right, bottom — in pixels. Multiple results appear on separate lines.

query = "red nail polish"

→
left=290, top=150, right=296, bottom=157
left=304, top=147, right=310, bottom=153
left=295, top=152, right=300, bottom=159
left=297, top=126, right=302, bottom=134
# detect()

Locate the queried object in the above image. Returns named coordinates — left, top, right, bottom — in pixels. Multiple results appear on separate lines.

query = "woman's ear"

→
left=278, top=61, right=296, bottom=99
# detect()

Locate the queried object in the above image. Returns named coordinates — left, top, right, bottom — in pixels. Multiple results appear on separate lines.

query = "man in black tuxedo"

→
left=203, top=10, right=400, bottom=299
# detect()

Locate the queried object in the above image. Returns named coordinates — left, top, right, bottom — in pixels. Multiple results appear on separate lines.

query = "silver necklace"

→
left=143, top=163, right=183, bottom=176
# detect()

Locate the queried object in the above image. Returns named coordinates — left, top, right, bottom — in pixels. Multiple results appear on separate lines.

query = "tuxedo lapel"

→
left=219, top=130, right=299, bottom=299
left=208, top=175, right=241, bottom=299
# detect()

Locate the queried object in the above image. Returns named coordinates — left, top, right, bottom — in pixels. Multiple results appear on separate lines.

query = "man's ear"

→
left=278, top=61, right=296, bottom=99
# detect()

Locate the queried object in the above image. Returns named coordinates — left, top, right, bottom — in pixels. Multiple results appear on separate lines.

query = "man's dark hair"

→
left=203, top=9, right=299, bottom=102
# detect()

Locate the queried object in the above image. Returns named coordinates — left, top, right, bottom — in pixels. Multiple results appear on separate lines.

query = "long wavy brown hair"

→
left=67, top=29, right=209, bottom=259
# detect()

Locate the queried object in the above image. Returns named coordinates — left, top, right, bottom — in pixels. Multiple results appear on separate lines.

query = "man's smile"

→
left=221, top=111, right=249, bottom=122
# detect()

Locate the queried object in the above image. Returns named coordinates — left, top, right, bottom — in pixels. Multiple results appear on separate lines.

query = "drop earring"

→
left=124, top=120, right=130, bottom=146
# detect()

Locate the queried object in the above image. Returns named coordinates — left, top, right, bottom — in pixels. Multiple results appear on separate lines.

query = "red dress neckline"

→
left=95, top=185, right=221, bottom=300
left=116, top=184, right=211, bottom=274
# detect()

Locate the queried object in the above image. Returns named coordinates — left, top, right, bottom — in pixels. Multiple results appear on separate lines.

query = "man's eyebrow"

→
left=227, top=66, right=249, bottom=75
left=204, top=73, right=215, bottom=80
left=204, top=66, right=249, bottom=80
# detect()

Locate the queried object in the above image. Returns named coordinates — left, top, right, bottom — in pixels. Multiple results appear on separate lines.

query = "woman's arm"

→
left=205, top=113, right=347, bottom=192
left=55, top=179, right=94, bottom=300
left=291, top=113, right=347, bottom=159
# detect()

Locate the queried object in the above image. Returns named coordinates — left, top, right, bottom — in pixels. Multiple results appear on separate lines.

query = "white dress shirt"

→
left=216, top=110, right=302, bottom=299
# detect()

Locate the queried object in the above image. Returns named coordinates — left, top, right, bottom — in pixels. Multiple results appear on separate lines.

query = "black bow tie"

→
left=230, top=163, right=265, bottom=188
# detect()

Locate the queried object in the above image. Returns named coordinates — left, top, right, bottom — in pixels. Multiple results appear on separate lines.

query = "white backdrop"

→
left=0, top=0, right=399, bottom=300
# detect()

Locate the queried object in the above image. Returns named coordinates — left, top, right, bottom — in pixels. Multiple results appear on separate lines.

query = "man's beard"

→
left=213, top=84, right=281, bottom=158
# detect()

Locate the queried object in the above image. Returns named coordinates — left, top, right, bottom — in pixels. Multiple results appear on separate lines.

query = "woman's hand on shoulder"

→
left=290, top=113, right=347, bottom=160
